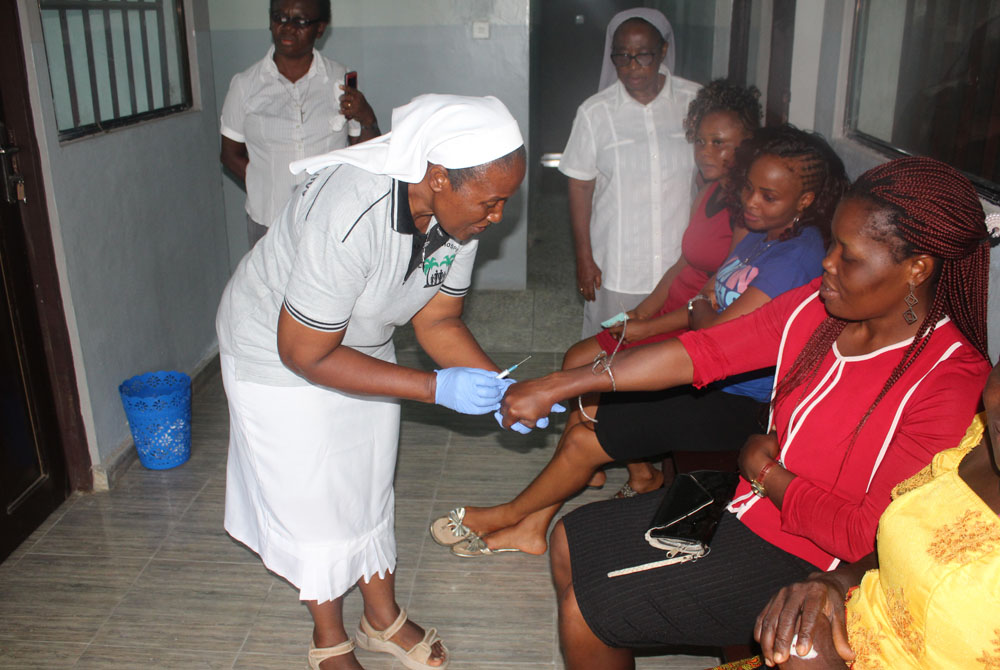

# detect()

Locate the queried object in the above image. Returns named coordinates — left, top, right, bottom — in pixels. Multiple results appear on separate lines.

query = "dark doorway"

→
left=530, top=0, right=635, bottom=196
left=0, top=0, right=90, bottom=562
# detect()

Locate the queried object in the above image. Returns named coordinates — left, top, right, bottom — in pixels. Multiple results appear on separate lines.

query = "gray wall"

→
left=21, top=1, right=231, bottom=475
left=210, top=1, right=531, bottom=290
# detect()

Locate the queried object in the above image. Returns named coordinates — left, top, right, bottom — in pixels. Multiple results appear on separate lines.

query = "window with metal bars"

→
left=39, top=0, right=192, bottom=141
left=846, top=0, right=1000, bottom=202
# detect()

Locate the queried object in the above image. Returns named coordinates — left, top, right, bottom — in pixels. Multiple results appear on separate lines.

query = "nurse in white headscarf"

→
left=560, top=8, right=700, bottom=338
left=216, top=94, right=527, bottom=670
left=597, top=8, right=676, bottom=91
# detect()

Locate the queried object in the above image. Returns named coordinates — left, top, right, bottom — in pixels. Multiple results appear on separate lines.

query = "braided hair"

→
left=683, top=79, right=762, bottom=142
left=725, top=125, right=848, bottom=244
left=775, top=157, right=997, bottom=433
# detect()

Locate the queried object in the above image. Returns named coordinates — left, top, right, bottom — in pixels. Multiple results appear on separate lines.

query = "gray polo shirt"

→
left=216, top=164, right=478, bottom=386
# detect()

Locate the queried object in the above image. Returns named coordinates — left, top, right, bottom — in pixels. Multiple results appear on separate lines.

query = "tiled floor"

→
left=0, top=191, right=719, bottom=668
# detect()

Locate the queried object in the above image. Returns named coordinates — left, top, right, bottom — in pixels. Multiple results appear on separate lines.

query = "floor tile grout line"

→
left=230, top=577, right=277, bottom=669
left=18, top=491, right=81, bottom=561
left=406, top=421, right=454, bottom=609
left=172, top=475, right=215, bottom=523
left=80, top=491, right=197, bottom=655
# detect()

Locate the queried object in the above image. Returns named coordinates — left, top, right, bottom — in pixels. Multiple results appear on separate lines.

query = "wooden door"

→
left=0, top=0, right=90, bottom=562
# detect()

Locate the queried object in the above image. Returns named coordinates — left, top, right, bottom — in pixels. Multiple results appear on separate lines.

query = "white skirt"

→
left=221, top=355, right=399, bottom=603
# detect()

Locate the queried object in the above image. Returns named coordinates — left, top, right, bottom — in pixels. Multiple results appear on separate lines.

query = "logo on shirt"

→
left=423, top=254, right=455, bottom=288
left=715, top=256, right=759, bottom=308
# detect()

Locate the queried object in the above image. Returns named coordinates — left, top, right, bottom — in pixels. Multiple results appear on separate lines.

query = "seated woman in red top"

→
left=497, top=157, right=995, bottom=669
left=431, top=126, right=847, bottom=557
left=590, top=79, right=761, bottom=356
left=580, top=79, right=761, bottom=496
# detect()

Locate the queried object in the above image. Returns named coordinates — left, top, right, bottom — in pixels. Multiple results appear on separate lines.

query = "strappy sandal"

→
left=450, top=533, right=521, bottom=558
left=429, top=507, right=472, bottom=546
left=307, top=638, right=355, bottom=669
left=355, top=607, right=449, bottom=670
left=613, top=481, right=638, bottom=499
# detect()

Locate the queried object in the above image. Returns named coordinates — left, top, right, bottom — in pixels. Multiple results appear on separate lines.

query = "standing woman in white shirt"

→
left=560, top=8, right=701, bottom=338
left=220, top=0, right=381, bottom=247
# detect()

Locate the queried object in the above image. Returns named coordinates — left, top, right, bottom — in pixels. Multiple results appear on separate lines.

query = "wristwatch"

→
left=687, top=294, right=711, bottom=313
left=750, top=460, right=776, bottom=498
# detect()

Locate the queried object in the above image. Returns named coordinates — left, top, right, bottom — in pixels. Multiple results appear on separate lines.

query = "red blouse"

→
left=678, top=279, right=990, bottom=569
left=595, top=182, right=732, bottom=353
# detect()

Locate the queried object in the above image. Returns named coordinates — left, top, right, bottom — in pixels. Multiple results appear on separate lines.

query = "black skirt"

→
left=562, top=491, right=815, bottom=648
left=594, top=385, right=768, bottom=462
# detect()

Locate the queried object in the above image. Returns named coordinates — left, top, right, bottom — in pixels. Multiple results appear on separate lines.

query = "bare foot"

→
left=480, top=516, right=551, bottom=555
left=587, top=469, right=607, bottom=488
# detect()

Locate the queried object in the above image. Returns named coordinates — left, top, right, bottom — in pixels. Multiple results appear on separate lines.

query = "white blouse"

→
left=220, top=47, right=360, bottom=228
left=559, top=69, right=700, bottom=294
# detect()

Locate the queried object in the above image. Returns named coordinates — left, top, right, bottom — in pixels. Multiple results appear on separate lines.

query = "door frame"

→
left=1, top=1, right=91, bottom=492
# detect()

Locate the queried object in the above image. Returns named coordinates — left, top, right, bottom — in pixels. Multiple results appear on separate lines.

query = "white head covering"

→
left=597, top=8, right=676, bottom=92
left=289, top=94, right=524, bottom=183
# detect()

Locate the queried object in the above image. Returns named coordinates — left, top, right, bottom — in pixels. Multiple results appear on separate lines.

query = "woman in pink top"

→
left=498, top=157, right=996, bottom=669
left=580, top=79, right=762, bottom=496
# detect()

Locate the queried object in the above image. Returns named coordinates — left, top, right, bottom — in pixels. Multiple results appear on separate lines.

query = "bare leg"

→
left=462, top=422, right=614, bottom=552
left=355, top=571, right=447, bottom=666
left=562, top=337, right=610, bottom=487
left=305, top=598, right=364, bottom=669
left=550, top=521, right=635, bottom=670
left=562, top=336, right=606, bottom=370
left=454, top=338, right=613, bottom=554
left=565, top=338, right=664, bottom=495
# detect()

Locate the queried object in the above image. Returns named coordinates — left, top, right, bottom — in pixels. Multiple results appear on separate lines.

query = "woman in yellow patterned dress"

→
left=754, top=355, right=1000, bottom=669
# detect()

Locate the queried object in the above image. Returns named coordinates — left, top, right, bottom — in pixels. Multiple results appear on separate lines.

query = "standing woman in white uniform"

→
left=216, top=95, right=527, bottom=670
left=560, top=8, right=701, bottom=337
left=220, top=0, right=381, bottom=247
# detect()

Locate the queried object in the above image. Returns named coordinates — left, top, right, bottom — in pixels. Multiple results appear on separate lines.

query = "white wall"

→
left=209, top=0, right=532, bottom=290
left=19, top=0, right=231, bottom=484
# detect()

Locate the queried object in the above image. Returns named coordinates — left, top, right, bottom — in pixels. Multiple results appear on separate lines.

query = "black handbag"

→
left=608, top=470, right=739, bottom=578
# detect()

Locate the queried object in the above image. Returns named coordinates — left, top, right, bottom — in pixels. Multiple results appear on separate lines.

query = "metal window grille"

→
left=39, top=0, right=192, bottom=141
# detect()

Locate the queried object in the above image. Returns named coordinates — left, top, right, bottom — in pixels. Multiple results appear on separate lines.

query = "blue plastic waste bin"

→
left=119, top=371, right=192, bottom=469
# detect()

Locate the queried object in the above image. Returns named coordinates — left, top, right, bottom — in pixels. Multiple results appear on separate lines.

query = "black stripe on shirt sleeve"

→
left=439, top=284, right=470, bottom=297
left=283, top=299, right=349, bottom=332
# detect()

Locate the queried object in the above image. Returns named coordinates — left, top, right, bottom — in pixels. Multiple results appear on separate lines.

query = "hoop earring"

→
left=903, top=282, right=919, bottom=325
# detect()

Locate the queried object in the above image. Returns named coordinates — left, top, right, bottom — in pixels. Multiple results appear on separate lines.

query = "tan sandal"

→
left=307, top=638, right=355, bottom=669
left=355, top=607, right=449, bottom=670
left=429, top=507, right=472, bottom=546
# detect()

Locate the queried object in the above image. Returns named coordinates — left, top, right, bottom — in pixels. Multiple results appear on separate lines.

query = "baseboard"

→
left=90, top=437, right=138, bottom=492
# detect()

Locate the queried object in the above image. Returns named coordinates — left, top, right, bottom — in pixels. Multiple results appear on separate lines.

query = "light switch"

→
left=472, top=21, right=490, bottom=39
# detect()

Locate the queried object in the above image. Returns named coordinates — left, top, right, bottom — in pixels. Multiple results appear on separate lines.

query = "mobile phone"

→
left=600, top=311, right=628, bottom=329
left=344, top=71, right=357, bottom=89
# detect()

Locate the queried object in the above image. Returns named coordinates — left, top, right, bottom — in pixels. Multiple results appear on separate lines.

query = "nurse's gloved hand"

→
left=493, top=403, right=566, bottom=433
left=434, top=368, right=512, bottom=415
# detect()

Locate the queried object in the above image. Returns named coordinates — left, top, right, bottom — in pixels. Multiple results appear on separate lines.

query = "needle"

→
left=495, top=355, right=532, bottom=379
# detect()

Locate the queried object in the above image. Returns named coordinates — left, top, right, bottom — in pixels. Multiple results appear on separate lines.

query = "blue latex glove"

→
left=493, top=403, right=566, bottom=433
left=434, top=368, right=511, bottom=415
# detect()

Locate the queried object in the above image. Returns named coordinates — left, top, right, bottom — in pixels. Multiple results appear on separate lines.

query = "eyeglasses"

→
left=610, top=52, right=658, bottom=68
left=270, top=11, right=322, bottom=29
